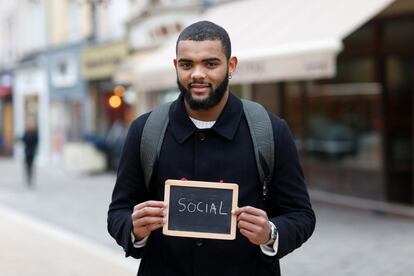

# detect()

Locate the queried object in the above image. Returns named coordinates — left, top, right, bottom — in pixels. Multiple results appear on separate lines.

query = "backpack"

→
left=140, top=99, right=275, bottom=201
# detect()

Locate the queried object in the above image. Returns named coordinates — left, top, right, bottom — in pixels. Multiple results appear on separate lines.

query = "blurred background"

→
left=0, top=0, right=413, bottom=275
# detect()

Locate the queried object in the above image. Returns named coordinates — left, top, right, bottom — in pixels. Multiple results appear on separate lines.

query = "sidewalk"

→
left=0, top=158, right=120, bottom=249
left=0, top=204, right=137, bottom=276
left=1, top=157, right=414, bottom=276
left=0, top=158, right=139, bottom=276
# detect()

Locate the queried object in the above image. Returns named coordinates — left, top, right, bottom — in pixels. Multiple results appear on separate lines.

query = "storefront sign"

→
left=81, top=42, right=127, bottom=80
left=232, top=52, right=336, bottom=84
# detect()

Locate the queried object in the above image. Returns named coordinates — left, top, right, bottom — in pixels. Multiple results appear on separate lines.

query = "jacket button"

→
left=198, top=132, right=206, bottom=141
left=196, top=239, right=203, bottom=246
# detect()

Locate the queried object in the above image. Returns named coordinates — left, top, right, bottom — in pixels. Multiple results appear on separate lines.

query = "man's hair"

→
left=176, top=21, right=231, bottom=59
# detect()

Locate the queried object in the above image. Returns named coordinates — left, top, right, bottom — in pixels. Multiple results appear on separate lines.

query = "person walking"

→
left=22, top=118, right=38, bottom=187
left=108, top=21, right=315, bottom=275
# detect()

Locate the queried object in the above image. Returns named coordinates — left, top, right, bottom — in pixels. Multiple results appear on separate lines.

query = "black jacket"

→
left=108, top=93, right=315, bottom=275
left=22, top=130, right=38, bottom=159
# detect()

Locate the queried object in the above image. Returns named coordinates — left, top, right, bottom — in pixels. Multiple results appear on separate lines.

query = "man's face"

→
left=174, top=40, right=237, bottom=110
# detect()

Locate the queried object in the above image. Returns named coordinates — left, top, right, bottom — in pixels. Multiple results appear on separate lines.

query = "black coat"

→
left=108, top=93, right=315, bottom=275
left=22, top=130, right=38, bottom=160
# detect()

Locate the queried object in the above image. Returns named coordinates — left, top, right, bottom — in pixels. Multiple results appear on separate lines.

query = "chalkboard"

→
left=163, top=179, right=239, bottom=240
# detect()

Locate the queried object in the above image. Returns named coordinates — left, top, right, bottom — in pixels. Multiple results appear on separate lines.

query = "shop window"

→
left=384, top=17, right=414, bottom=52
left=229, top=84, right=243, bottom=99
left=385, top=56, right=413, bottom=167
left=336, top=57, right=375, bottom=83
left=282, top=80, right=386, bottom=200
left=387, top=56, right=413, bottom=94
left=252, top=83, right=279, bottom=115
left=285, top=83, right=303, bottom=138
left=303, top=83, right=383, bottom=170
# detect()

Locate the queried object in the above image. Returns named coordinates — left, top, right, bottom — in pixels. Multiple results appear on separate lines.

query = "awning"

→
left=128, top=0, right=395, bottom=92
left=0, top=86, right=12, bottom=97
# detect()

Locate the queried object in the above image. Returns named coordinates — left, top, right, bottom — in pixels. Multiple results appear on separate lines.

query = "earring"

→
left=229, top=73, right=232, bottom=80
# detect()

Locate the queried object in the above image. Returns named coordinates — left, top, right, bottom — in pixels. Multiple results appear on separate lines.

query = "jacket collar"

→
left=169, top=92, right=243, bottom=144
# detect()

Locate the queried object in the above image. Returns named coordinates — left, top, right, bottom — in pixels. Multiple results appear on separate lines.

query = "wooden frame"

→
left=163, top=179, right=239, bottom=240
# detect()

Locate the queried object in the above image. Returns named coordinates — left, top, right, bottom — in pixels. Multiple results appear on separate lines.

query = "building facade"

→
left=232, top=0, right=414, bottom=205
left=2, top=0, right=413, bottom=205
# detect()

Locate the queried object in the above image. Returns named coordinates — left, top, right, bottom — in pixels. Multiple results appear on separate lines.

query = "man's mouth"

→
left=189, top=83, right=211, bottom=93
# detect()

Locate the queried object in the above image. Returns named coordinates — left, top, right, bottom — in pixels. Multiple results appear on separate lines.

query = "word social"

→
left=177, top=198, right=228, bottom=215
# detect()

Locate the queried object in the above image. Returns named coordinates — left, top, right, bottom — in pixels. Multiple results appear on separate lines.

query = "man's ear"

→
left=173, top=59, right=178, bottom=69
left=228, top=56, right=238, bottom=75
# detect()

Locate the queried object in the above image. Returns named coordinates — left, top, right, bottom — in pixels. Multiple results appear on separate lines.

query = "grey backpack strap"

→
left=241, top=99, right=275, bottom=200
left=140, top=102, right=172, bottom=190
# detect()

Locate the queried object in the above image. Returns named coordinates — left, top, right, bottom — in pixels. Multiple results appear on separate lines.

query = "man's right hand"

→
left=132, top=200, right=167, bottom=241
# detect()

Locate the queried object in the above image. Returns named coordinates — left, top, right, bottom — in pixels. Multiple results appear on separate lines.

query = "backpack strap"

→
left=140, top=99, right=275, bottom=200
left=140, top=101, right=172, bottom=190
left=241, top=99, right=275, bottom=200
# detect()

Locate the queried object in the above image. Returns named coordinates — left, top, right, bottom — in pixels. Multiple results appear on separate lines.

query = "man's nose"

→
left=191, top=66, right=206, bottom=81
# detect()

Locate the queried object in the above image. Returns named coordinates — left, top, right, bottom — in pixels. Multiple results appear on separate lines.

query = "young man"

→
left=108, top=21, right=315, bottom=275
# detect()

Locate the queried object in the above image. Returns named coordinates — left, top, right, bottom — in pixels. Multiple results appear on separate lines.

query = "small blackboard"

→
left=163, top=179, right=239, bottom=240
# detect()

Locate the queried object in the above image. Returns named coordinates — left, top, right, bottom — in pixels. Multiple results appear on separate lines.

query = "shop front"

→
left=13, top=54, right=50, bottom=164
left=250, top=1, right=414, bottom=205
left=81, top=41, right=130, bottom=135
left=81, top=41, right=132, bottom=170
left=0, top=72, right=13, bottom=156
left=48, top=43, right=91, bottom=162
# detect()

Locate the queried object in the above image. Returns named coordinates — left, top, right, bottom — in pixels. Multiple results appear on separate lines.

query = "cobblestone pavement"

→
left=281, top=204, right=414, bottom=276
left=1, top=158, right=414, bottom=276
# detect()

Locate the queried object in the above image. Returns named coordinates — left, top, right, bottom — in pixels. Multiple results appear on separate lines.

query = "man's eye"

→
left=206, top=63, right=218, bottom=68
left=180, top=63, right=192, bottom=69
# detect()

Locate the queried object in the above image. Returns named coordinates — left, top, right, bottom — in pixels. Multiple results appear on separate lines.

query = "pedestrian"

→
left=22, top=118, right=38, bottom=187
left=108, top=21, right=315, bottom=275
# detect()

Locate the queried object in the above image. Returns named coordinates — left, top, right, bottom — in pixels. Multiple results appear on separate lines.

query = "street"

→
left=1, top=158, right=414, bottom=276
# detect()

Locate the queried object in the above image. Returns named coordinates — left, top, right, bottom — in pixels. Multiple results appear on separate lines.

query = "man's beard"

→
left=177, top=72, right=229, bottom=110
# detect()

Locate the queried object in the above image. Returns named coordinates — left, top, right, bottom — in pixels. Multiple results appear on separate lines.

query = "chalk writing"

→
left=177, top=198, right=228, bottom=215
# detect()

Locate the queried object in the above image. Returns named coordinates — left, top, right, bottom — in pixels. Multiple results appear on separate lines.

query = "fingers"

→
left=146, top=223, right=164, bottom=232
left=132, top=201, right=167, bottom=219
left=133, top=216, right=165, bottom=228
left=131, top=200, right=168, bottom=240
left=132, top=206, right=165, bottom=220
left=238, top=221, right=270, bottom=245
left=232, top=206, right=267, bottom=217
left=134, top=200, right=166, bottom=211
left=134, top=222, right=164, bottom=240
left=237, top=214, right=268, bottom=238
left=232, top=206, right=270, bottom=245
left=237, top=211, right=268, bottom=226
left=133, top=221, right=164, bottom=235
left=237, top=219, right=262, bottom=233
left=239, top=228, right=257, bottom=241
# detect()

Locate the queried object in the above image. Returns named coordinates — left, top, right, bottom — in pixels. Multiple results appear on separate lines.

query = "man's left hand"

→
left=232, top=206, right=270, bottom=245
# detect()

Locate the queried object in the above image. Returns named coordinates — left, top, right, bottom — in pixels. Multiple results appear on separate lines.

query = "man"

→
left=108, top=21, right=315, bottom=275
